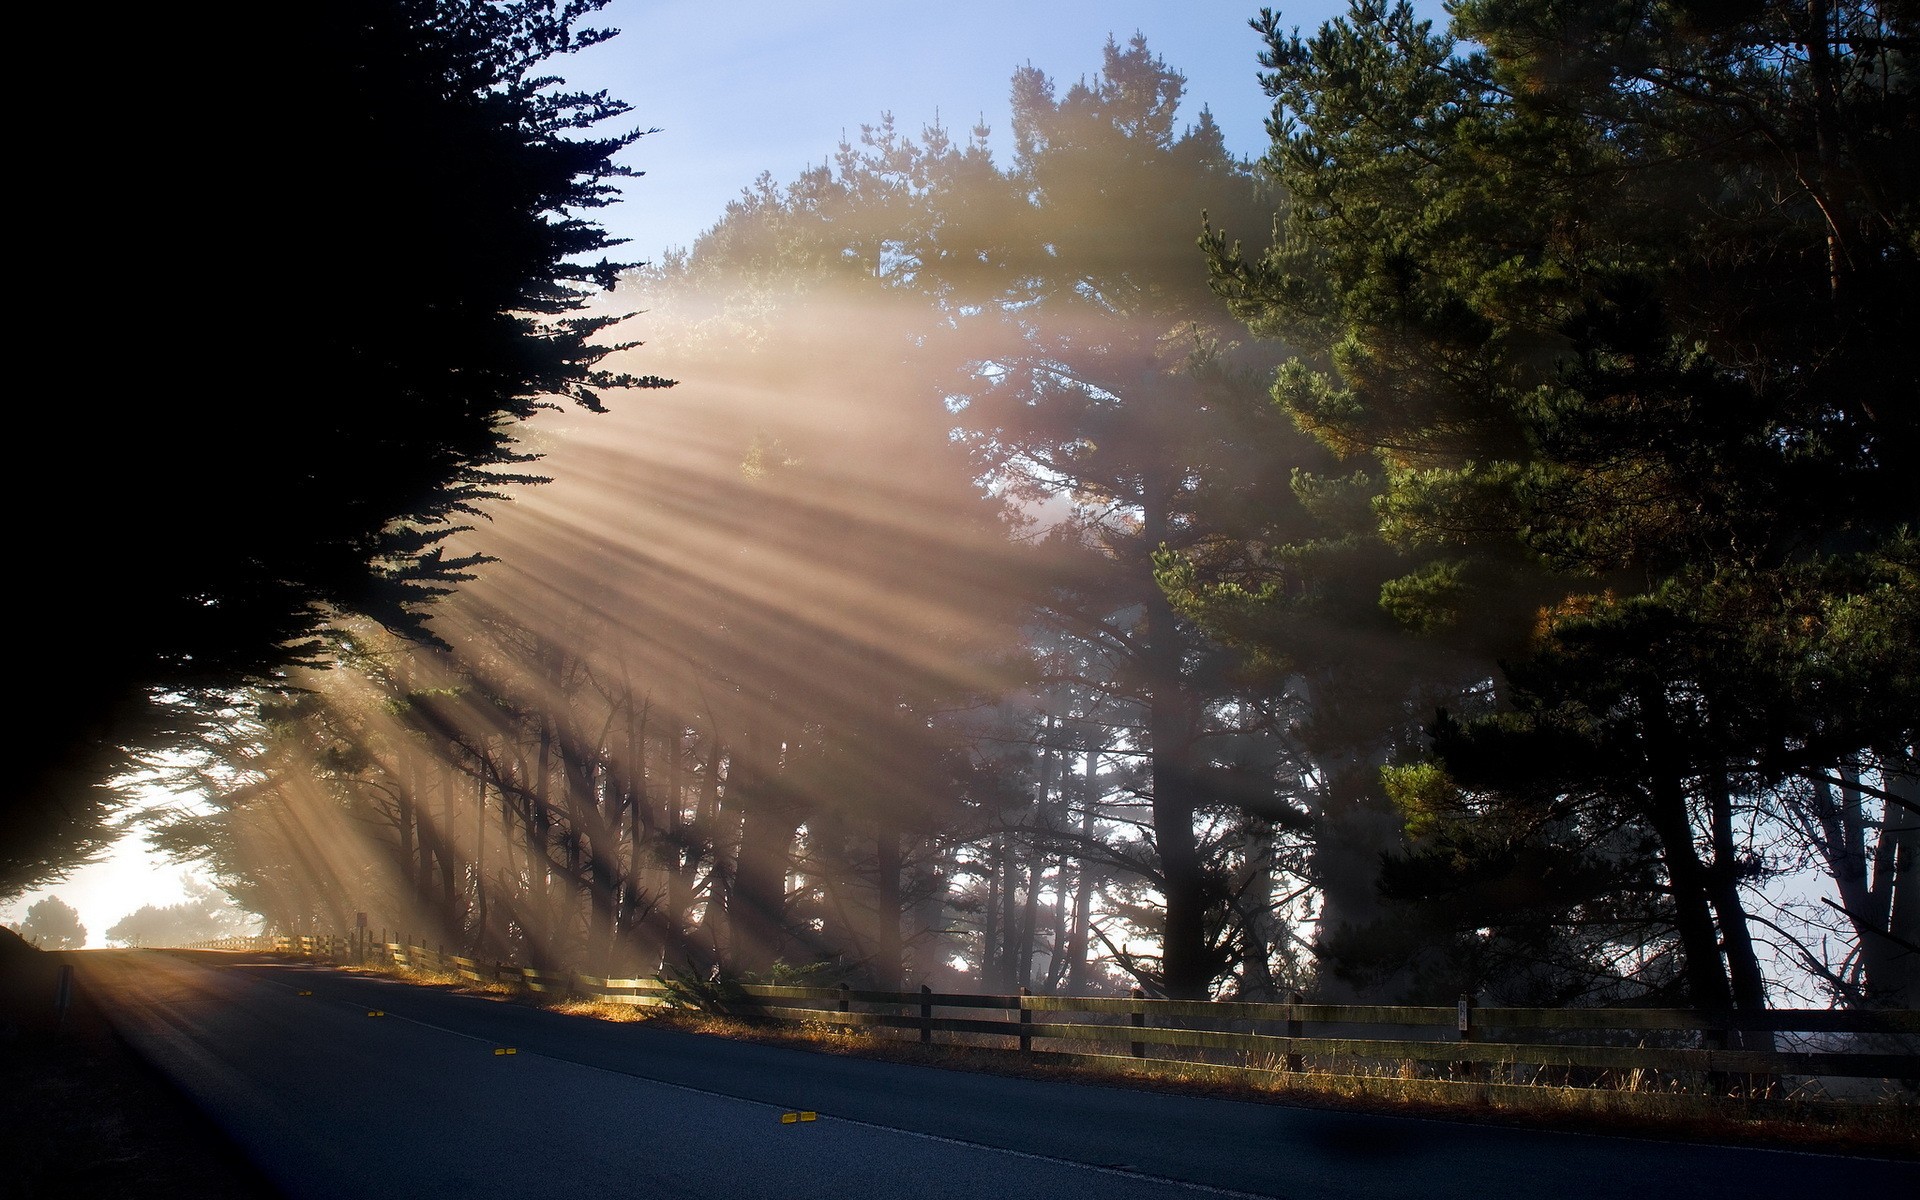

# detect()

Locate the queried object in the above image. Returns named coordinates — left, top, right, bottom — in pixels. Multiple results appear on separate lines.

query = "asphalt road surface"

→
left=78, top=951, right=1915, bottom=1200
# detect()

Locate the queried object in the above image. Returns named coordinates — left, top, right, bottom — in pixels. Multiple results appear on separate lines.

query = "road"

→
left=78, top=951, right=1914, bottom=1200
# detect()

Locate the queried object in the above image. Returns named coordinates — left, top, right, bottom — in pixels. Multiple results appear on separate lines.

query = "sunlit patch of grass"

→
left=547, top=998, right=653, bottom=1022
left=342, top=959, right=514, bottom=995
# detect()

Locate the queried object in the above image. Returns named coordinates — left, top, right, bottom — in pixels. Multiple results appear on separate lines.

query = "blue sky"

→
left=562, top=0, right=1361, bottom=264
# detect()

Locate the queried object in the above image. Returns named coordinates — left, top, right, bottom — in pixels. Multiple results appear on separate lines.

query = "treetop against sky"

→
left=562, top=0, right=1368, bottom=261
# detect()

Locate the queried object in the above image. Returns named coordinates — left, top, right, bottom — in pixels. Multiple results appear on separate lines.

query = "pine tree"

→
left=1198, top=0, right=1920, bottom=1007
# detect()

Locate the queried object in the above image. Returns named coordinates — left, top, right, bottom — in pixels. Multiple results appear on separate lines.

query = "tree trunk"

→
left=1236, top=816, right=1279, bottom=1001
left=1877, top=751, right=1920, bottom=1007
left=437, top=763, right=459, bottom=927
left=397, top=760, right=419, bottom=918
left=1017, top=727, right=1055, bottom=989
left=873, top=820, right=904, bottom=990
left=1640, top=689, right=1735, bottom=1012
left=1144, top=586, right=1208, bottom=999
left=620, top=703, right=661, bottom=975
left=472, top=758, right=488, bottom=955
left=728, top=727, right=801, bottom=976
left=1704, top=768, right=1772, bottom=1059
left=525, top=725, right=556, bottom=969
left=560, top=728, right=619, bottom=976
left=982, top=833, right=1002, bottom=990
left=662, top=720, right=695, bottom=968
left=1062, top=752, right=1099, bottom=993
left=999, top=829, right=1022, bottom=991
left=693, top=737, right=728, bottom=970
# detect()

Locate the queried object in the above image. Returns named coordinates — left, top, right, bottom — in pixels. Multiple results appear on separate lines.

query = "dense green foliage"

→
left=1189, top=0, right=1920, bottom=1007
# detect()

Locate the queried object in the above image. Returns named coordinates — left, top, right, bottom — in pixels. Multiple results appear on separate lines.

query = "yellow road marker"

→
left=297, top=990, right=313, bottom=996
left=799, top=1111, right=817, bottom=1122
left=366, top=1010, right=385, bottom=1017
left=780, top=1111, right=818, bottom=1124
left=493, top=1047, right=517, bottom=1056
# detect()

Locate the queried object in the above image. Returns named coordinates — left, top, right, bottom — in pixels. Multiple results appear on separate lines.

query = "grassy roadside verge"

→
left=340, top=955, right=1918, bottom=1161
left=0, top=937, right=280, bottom=1198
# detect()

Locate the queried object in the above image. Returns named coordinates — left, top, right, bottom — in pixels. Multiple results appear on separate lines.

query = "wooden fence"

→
left=189, top=933, right=1920, bottom=1098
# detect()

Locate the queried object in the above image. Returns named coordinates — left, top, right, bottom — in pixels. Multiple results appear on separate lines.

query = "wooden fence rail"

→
left=186, top=934, right=1920, bottom=1096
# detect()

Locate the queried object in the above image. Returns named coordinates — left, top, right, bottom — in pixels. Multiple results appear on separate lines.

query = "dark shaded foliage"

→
left=8, top=0, right=665, bottom=894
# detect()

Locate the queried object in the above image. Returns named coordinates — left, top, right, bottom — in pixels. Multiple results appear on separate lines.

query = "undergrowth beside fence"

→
left=183, top=934, right=1920, bottom=1154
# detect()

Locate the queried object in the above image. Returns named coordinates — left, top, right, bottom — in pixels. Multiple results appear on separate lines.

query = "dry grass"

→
left=339, top=958, right=516, bottom=995
left=546, top=997, right=653, bottom=1022
left=341, top=957, right=1919, bottom=1159
left=638, top=1015, right=1916, bottom=1157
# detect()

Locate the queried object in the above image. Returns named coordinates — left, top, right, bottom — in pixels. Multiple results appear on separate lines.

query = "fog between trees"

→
left=138, top=5, right=1920, bottom=1010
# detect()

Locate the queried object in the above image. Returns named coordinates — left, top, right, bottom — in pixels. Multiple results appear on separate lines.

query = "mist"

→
left=146, top=25, right=1918, bottom=1015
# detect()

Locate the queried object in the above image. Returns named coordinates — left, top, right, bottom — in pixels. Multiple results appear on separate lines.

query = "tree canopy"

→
left=15, top=896, right=87, bottom=951
left=105, top=880, right=253, bottom=948
left=1190, top=0, right=1920, bottom=1008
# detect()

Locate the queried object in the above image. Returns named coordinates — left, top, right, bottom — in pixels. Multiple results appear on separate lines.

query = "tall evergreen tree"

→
left=617, top=38, right=1335, bottom=998
left=1200, top=0, right=1920, bottom=1007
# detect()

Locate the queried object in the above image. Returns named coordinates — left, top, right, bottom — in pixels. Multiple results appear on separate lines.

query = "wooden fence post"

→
left=1704, top=1019, right=1729, bottom=1097
left=1019, top=987, right=1032, bottom=1056
left=838, top=982, right=851, bottom=1032
left=1130, top=987, right=1146, bottom=1058
left=54, top=964, right=74, bottom=1035
left=1285, top=990, right=1304, bottom=1074
left=920, top=984, right=933, bottom=1045
left=1455, top=992, right=1475, bottom=1081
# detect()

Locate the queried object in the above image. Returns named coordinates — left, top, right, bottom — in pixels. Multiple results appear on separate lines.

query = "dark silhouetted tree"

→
left=17, top=896, right=87, bottom=950
left=9, top=0, right=666, bottom=896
